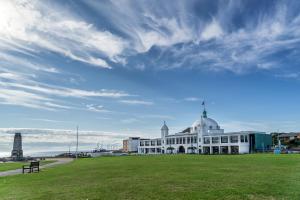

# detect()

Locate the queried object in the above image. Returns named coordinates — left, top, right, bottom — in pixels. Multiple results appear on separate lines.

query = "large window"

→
left=220, top=146, right=228, bottom=154
left=193, top=136, right=197, bottom=143
left=231, top=146, right=239, bottom=154
left=176, top=138, right=179, bottom=144
left=183, top=137, right=186, bottom=144
left=157, top=140, right=161, bottom=145
left=203, top=147, right=210, bottom=154
left=166, top=138, right=170, bottom=145
left=221, top=136, right=228, bottom=143
left=145, top=141, right=150, bottom=146
left=212, top=146, right=219, bottom=154
left=172, top=138, right=175, bottom=144
left=204, top=137, right=210, bottom=144
left=212, top=137, right=219, bottom=144
left=245, top=135, right=248, bottom=143
left=240, top=135, right=244, bottom=143
left=151, top=140, right=155, bottom=146
left=230, top=135, right=238, bottom=143
left=187, top=137, right=190, bottom=144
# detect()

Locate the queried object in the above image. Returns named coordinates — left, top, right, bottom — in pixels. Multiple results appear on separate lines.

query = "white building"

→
left=137, top=109, right=272, bottom=155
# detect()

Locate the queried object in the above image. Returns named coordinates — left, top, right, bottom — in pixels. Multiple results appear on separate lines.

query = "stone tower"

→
left=11, top=133, right=23, bottom=161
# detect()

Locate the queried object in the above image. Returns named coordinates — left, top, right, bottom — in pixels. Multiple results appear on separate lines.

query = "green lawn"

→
left=0, top=154, right=299, bottom=200
left=0, top=160, right=56, bottom=172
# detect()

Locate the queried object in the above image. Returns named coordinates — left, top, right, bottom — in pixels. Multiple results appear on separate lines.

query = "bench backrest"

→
left=30, top=161, right=40, bottom=167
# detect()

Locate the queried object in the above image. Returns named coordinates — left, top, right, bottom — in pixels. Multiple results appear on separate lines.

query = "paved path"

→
left=0, top=158, right=73, bottom=177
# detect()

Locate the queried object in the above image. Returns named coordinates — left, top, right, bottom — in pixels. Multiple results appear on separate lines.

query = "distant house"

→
left=122, top=137, right=140, bottom=153
left=271, top=132, right=300, bottom=149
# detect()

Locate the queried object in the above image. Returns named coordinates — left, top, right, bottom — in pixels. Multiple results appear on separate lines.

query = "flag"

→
left=202, top=101, right=205, bottom=106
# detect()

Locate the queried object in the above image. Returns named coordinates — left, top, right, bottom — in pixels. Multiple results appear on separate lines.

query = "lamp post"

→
left=76, top=126, right=79, bottom=159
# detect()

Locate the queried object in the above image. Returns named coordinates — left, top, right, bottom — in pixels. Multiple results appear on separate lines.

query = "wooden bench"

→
left=22, top=161, right=40, bottom=173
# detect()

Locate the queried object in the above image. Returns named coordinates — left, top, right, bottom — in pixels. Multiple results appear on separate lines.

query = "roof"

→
left=279, top=132, right=300, bottom=137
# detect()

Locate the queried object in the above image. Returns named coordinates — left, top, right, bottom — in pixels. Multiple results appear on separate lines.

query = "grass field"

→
left=0, top=160, right=56, bottom=172
left=0, top=154, right=299, bottom=200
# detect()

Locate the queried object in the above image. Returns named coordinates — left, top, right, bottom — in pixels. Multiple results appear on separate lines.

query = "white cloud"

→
left=275, top=72, right=300, bottom=79
left=0, top=72, right=131, bottom=111
left=201, top=19, right=223, bottom=40
left=86, top=104, right=110, bottom=113
left=184, top=97, right=201, bottom=102
left=121, top=118, right=140, bottom=124
left=119, top=100, right=154, bottom=105
left=27, top=118, right=70, bottom=123
left=2, top=0, right=298, bottom=74
left=0, top=0, right=127, bottom=68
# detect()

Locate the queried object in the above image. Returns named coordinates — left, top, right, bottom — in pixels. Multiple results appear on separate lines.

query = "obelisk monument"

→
left=11, top=133, right=23, bottom=161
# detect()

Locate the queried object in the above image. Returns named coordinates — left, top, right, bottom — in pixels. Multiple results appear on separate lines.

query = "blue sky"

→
left=1, top=0, right=300, bottom=156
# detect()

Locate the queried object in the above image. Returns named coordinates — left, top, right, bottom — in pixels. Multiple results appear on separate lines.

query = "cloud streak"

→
left=0, top=0, right=127, bottom=69
left=119, top=100, right=154, bottom=105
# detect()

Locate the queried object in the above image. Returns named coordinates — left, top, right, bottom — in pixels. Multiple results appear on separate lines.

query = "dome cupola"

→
left=161, top=121, right=169, bottom=130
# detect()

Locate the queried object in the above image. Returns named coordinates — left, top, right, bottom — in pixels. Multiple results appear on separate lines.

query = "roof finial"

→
left=164, top=120, right=166, bottom=125
left=202, top=101, right=207, bottom=118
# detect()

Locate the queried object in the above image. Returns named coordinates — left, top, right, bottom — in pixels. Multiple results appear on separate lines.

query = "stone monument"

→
left=11, top=133, right=23, bottom=161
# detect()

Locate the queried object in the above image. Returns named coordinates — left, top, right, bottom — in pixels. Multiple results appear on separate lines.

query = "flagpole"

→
left=76, top=126, right=79, bottom=159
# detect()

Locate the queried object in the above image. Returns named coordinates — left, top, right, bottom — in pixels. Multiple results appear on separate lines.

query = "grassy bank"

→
left=0, top=160, right=56, bottom=172
left=0, top=154, right=299, bottom=200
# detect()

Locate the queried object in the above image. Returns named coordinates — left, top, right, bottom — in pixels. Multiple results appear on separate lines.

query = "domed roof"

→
left=191, top=117, right=219, bottom=129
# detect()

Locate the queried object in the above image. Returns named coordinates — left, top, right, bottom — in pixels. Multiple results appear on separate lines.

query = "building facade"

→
left=11, top=133, right=23, bottom=161
left=123, top=137, right=140, bottom=153
left=137, top=109, right=272, bottom=155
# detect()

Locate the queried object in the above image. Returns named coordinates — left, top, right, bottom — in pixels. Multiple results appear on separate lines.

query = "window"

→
left=193, top=136, right=197, bottom=143
left=221, top=136, right=228, bottom=143
left=240, top=135, right=244, bottom=143
left=212, top=137, right=219, bottom=144
left=151, top=140, right=155, bottom=146
left=183, top=137, right=186, bottom=144
left=166, top=138, right=170, bottom=145
left=212, top=146, right=219, bottom=154
left=157, top=140, right=161, bottom=146
left=220, top=146, right=229, bottom=154
left=209, top=126, right=213, bottom=129
left=199, top=137, right=201, bottom=142
left=204, top=137, right=210, bottom=144
left=172, top=138, right=175, bottom=144
left=230, top=135, right=238, bottom=143
left=179, top=137, right=182, bottom=144
left=187, top=137, right=190, bottom=144
left=145, top=141, right=150, bottom=146
left=245, top=135, right=248, bottom=143
left=231, top=146, right=239, bottom=154
left=176, top=138, right=179, bottom=144
left=140, top=141, right=144, bottom=146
